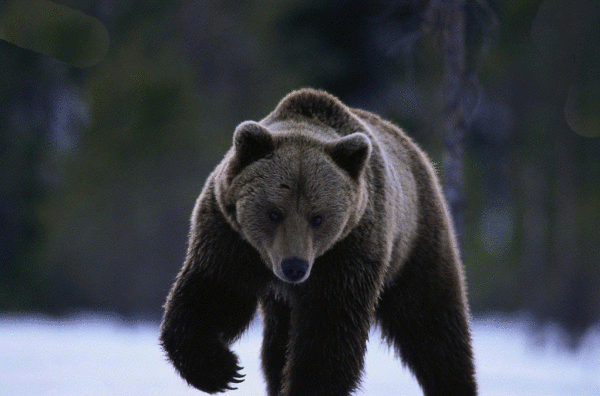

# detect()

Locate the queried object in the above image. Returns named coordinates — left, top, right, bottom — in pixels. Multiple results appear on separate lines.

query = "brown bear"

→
left=160, top=88, right=477, bottom=396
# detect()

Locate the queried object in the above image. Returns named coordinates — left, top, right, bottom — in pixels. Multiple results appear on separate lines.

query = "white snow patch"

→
left=1, top=314, right=598, bottom=395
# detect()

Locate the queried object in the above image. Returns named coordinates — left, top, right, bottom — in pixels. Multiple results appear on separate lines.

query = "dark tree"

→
left=425, top=0, right=468, bottom=249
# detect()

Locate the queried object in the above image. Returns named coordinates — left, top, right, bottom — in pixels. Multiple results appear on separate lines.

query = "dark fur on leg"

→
left=260, top=292, right=292, bottom=396
left=160, top=192, right=271, bottom=393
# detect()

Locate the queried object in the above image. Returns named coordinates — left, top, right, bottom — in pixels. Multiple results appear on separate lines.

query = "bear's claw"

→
left=224, top=370, right=245, bottom=390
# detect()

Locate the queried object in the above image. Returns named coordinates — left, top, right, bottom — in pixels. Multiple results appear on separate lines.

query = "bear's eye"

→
left=309, top=215, right=323, bottom=228
left=268, top=210, right=284, bottom=223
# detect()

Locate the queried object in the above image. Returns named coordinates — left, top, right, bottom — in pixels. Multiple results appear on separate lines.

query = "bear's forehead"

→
left=264, top=147, right=338, bottom=185
left=239, top=147, right=347, bottom=202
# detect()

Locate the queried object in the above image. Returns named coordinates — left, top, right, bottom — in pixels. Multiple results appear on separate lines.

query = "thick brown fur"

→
left=160, top=89, right=477, bottom=395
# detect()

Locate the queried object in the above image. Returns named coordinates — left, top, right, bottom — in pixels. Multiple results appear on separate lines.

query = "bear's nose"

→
left=280, top=257, right=309, bottom=283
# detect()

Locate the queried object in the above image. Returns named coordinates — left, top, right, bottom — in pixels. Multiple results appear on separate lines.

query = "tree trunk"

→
left=521, top=164, right=548, bottom=319
left=552, top=122, right=593, bottom=347
left=427, top=0, right=467, bottom=250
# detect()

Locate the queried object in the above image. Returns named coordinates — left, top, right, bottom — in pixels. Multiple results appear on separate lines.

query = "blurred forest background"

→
left=1, top=0, right=599, bottom=347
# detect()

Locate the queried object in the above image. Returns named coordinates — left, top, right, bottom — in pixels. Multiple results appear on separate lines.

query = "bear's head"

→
left=216, top=91, right=372, bottom=283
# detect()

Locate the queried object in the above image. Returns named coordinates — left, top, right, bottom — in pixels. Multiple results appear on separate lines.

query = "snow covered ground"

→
left=1, top=314, right=599, bottom=396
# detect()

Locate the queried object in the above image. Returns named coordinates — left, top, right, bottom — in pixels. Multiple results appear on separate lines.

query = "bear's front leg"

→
left=160, top=196, right=271, bottom=394
left=160, top=270, right=258, bottom=393
left=260, top=291, right=292, bottom=396
left=281, top=276, right=375, bottom=396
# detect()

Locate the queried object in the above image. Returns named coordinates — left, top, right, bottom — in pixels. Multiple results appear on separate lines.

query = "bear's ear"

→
left=229, top=121, right=275, bottom=176
left=326, top=132, right=371, bottom=179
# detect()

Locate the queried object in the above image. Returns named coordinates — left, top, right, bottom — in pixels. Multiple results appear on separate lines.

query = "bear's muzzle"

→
left=279, top=257, right=309, bottom=283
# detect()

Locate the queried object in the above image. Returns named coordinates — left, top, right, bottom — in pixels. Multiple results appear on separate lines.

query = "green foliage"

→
left=37, top=19, right=207, bottom=314
left=0, top=44, right=49, bottom=311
